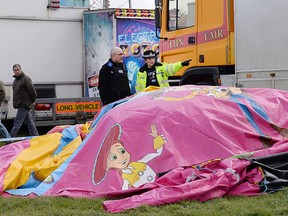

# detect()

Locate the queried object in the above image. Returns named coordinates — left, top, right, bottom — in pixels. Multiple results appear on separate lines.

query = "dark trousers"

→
left=10, top=107, right=39, bottom=137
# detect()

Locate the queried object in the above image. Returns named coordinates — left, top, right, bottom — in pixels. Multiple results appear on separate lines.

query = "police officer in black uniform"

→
left=98, top=47, right=131, bottom=105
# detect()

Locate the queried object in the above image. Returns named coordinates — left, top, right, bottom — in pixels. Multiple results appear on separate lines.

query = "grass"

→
left=0, top=190, right=287, bottom=215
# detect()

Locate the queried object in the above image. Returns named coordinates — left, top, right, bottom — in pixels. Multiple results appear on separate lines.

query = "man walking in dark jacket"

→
left=10, top=64, right=39, bottom=137
left=98, top=47, right=131, bottom=105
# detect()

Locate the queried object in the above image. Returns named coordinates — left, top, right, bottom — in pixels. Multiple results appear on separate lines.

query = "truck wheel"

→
left=195, top=81, right=212, bottom=86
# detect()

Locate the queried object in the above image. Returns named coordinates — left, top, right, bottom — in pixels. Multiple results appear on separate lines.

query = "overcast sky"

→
left=109, top=0, right=154, bottom=9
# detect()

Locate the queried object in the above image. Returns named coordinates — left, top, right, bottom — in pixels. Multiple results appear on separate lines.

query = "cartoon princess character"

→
left=92, top=123, right=166, bottom=190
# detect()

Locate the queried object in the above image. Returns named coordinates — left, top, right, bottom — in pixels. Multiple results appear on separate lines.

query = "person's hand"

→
left=181, top=59, right=192, bottom=66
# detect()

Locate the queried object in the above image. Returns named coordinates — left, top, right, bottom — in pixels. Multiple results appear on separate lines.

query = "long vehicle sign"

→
left=56, top=101, right=101, bottom=114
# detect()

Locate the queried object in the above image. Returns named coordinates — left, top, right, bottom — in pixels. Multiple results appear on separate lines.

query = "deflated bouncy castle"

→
left=1, top=85, right=288, bottom=213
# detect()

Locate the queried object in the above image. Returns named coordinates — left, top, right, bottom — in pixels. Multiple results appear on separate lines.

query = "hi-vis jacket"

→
left=135, top=61, right=183, bottom=93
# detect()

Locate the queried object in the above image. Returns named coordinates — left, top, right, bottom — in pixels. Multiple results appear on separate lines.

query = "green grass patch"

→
left=0, top=190, right=287, bottom=215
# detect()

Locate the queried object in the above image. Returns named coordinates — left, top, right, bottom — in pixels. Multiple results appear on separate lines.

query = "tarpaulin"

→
left=1, top=85, right=288, bottom=212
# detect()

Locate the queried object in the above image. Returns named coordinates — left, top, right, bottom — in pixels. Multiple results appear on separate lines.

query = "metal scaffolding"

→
left=90, top=0, right=105, bottom=9
left=90, top=0, right=132, bottom=9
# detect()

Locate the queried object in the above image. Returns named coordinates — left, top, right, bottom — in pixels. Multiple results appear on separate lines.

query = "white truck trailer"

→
left=0, top=0, right=96, bottom=126
left=233, top=0, right=288, bottom=89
